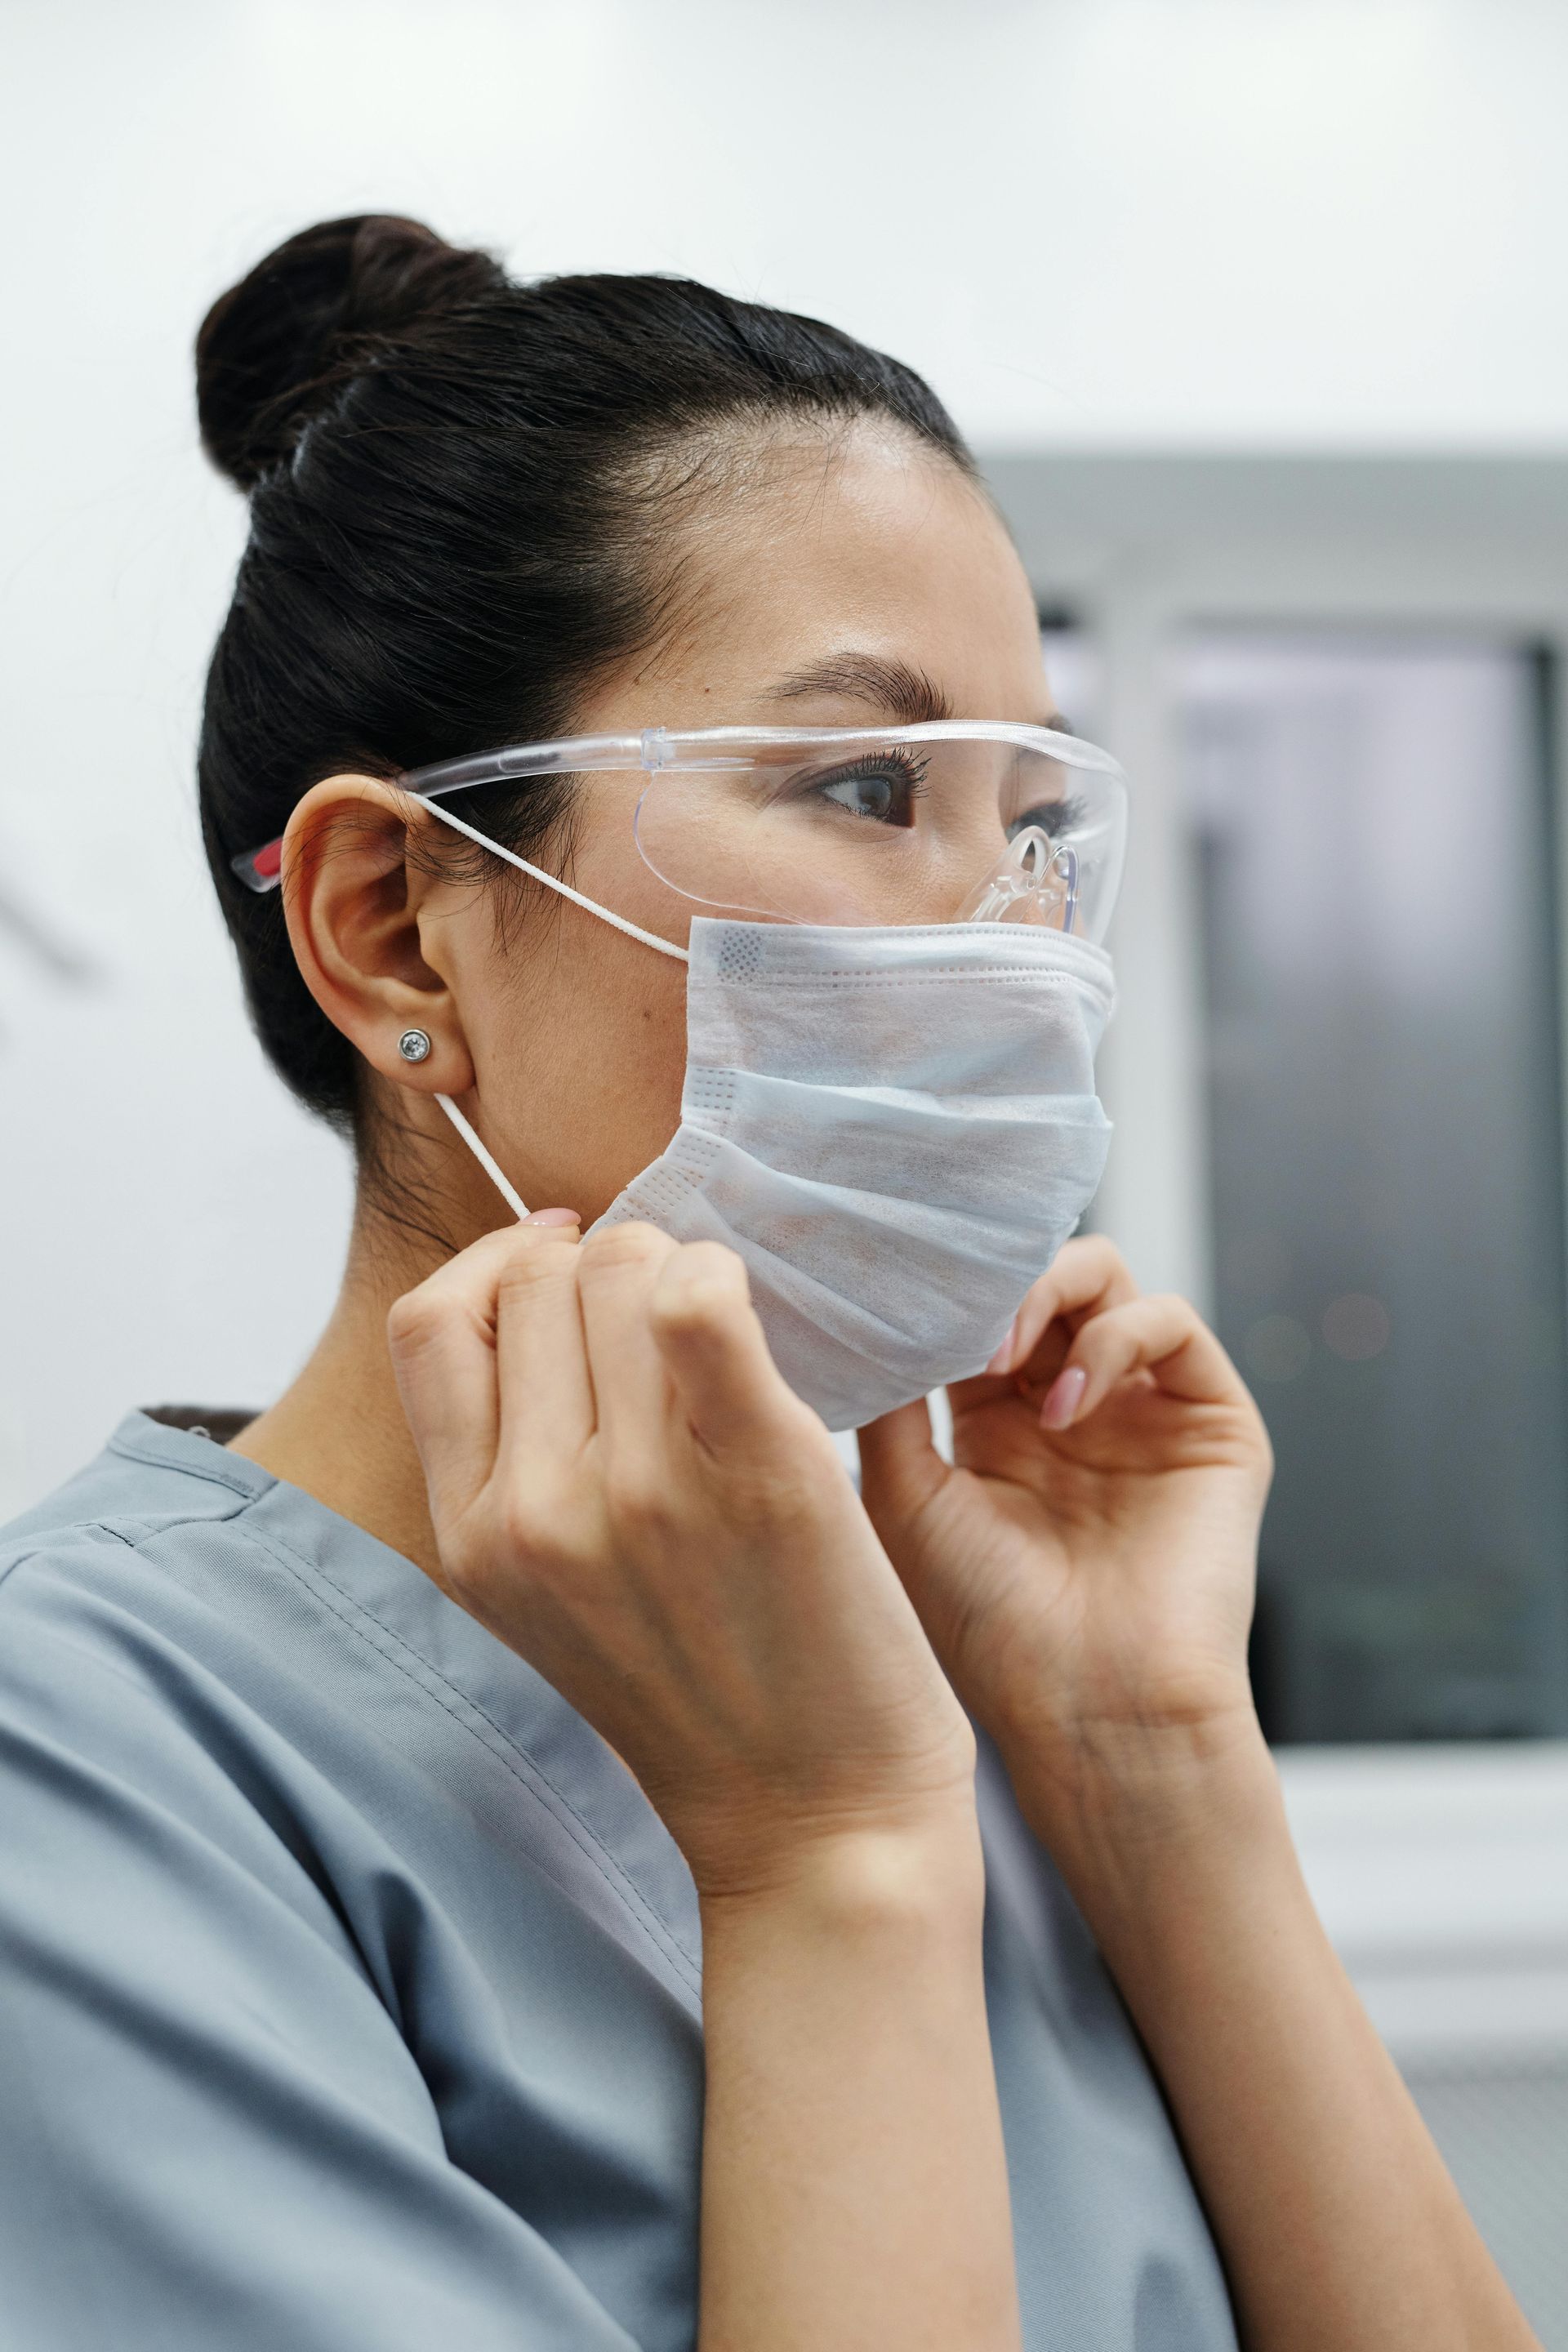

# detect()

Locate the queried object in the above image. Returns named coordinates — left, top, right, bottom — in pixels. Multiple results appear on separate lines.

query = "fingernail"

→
left=1040, top=1364, right=1087, bottom=1430
left=985, top=1316, right=1020, bottom=1376
left=524, top=1207, right=581, bottom=1228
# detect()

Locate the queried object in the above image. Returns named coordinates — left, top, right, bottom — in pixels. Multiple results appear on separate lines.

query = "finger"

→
left=648, top=1241, right=808, bottom=1457
left=1040, top=1294, right=1244, bottom=1430
left=574, top=1221, right=682, bottom=1448
left=855, top=1397, right=946, bottom=1524
left=984, top=1235, right=1141, bottom=1379
left=492, top=1222, right=598, bottom=1463
left=388, top=1223, right=559, bottom=1521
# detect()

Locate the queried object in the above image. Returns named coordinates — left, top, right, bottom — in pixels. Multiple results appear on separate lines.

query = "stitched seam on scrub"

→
left=207, top=1511, right=702, bottom=1998
left=108, top=1430, right=268, bottom=1503
left=0, top=1517, right=146, bottom=1597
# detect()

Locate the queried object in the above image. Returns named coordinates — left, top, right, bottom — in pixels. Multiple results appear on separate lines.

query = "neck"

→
left=228, top=1199, right=453, bottom=1582
left=229, top=1187, right=642, bottom=1788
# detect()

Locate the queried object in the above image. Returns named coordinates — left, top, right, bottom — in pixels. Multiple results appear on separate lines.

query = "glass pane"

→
left=1184, top=633, right=1568, bottom=1742
left=1039, top=621, right=1101, bottom=743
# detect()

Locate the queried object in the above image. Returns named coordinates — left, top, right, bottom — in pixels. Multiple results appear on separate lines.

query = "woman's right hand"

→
left=386, top=1219, right=978, bottom=1900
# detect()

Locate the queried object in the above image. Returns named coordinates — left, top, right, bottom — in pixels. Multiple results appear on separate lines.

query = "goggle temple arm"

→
left=228, top=737, right=657, bottom=896
left=232, top=839, right=284, bottom=893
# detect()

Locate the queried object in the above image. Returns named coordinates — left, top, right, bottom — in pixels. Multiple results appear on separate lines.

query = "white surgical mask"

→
left=595, top=917, right=1112, bottom=1428
left=424, top=805, right=1115, bottom=1431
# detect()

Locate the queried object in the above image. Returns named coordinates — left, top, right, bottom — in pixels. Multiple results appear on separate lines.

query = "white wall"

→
left=18, top=0, right=1568, bottom=459
left=11, top=0, right=1568, bottom=1504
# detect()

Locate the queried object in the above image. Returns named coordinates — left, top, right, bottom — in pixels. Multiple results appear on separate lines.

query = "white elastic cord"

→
left=415, top=793, right=684, bottom=1224
left=416, top=795, right=689, bottom=962
left=434, top=1091, right=531, bottom=1223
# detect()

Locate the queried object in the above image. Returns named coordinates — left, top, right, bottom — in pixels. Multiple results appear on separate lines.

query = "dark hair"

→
left=196, top=213, right=974, bottom=1142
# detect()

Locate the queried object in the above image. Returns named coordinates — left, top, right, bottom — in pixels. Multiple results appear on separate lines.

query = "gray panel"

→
left=1185, top=634, right=1568, bottom=1740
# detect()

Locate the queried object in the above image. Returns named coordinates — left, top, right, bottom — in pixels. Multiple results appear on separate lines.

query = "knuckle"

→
left=720, top=1447, right=838, bottom=1533
left=604, top=1459, right=676, bottom=1540
left=653, top=1243, right=751, bottom=1338
left=386, top=1285, right=443, bottom=1359
left=433, top=1506, right=495, bottom=1602
left=495, top=1237, right=578, bottom=1303
left=675, top=1238, right=745, bottom=1282
left=650, top=1269, right=742, bottom=1344
left=437, top=1536, right=486, bottom=1606
left=1069, top=1323, right=1117, bottom=1371
left=495, top=1479, right=570, bottom=1568
left=577, top=1220, right=670, bottom=1276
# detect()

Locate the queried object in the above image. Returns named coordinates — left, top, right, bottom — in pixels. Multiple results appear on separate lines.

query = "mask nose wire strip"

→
left=414, top=794, right=691, bottom=962
left=432, top=1091, right=531, bottom=1223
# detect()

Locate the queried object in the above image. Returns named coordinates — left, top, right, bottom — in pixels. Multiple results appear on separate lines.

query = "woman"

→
left=0, top=216, right=1535, bottom=2352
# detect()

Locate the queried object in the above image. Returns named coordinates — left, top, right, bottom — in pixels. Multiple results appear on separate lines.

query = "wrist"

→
left=1000, top=1699, right=1285, bottom=1917
left=696, top=1799, right=986, bottom=1937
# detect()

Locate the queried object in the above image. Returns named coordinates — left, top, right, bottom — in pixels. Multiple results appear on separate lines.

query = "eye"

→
left=812, top=750, right=928, bottom=827
left=1009, top=793, right=1085, bottom=843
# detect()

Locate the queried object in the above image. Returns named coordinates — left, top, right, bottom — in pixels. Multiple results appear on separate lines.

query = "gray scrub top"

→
left=0, top=1410, right=1237, bottom=2352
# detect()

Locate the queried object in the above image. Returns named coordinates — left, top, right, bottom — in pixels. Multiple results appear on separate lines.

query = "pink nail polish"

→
left=524, top=1207, right=581, bottom=1228
left=1040, top=1364, right=1087, bottom=1430
left=985, top=1316, right=1020, bottom=1376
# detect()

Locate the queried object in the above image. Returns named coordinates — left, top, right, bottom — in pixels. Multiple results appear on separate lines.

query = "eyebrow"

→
left=766, top=651, right=1071, bottom=734
left=768, top=654, right=954, bottom=725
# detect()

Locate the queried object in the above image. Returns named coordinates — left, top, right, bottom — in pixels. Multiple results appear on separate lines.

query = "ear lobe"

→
left=279, top=774, right=476, bottom=1098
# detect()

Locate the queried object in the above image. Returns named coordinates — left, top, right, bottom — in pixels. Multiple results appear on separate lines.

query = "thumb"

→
left=856, top=1396, right=948, bottom=1528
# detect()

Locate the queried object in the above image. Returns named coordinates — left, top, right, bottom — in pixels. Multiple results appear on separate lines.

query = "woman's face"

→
left=302, top=424, right=1062, bottom=1231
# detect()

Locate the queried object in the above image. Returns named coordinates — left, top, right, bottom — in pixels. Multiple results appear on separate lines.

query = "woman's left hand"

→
left=856, top=1237, right=1274, bottom=1839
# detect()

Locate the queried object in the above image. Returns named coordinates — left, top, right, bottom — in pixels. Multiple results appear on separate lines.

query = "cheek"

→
left=469, top=913, right=691, bottom=1224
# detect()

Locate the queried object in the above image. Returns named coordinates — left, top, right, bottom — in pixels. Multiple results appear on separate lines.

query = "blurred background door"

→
left=1187, top=632, right=1568, bottom=1745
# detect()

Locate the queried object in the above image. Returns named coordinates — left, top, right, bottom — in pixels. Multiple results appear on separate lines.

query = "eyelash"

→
left=813, top=750, right=930, bottom=821
left=1012, top=794, right=1086, bottom=840
left=800, top=764, right=1085, bottom=840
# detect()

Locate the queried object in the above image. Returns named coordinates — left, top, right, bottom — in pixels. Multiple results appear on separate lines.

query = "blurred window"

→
left=1183, top=634, right=1568, bottom=1742
left=1039, top=621, right=1100, bottom=742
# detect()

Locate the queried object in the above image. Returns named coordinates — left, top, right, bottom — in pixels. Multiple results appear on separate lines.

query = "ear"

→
left=278, top=776, right=476, bottom=1100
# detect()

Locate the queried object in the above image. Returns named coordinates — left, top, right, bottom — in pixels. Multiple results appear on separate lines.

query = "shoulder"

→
left=0, top=1416, right=364, bottom=1901
left=1, top=1406, right=267, bottom=1560
left=0, top=1423, right=407, bottom=2056
left=0, top=1413, right=278, bottom=1715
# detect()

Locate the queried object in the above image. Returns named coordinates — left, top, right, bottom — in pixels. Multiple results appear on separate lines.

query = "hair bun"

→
left=196, top=213, right=502, bottom=492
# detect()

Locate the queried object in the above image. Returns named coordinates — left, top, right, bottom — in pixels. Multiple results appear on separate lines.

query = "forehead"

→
left=635, top=422, right=1045, bottom=721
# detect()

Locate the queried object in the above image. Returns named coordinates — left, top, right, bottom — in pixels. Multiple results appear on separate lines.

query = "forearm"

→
left=695, top=1812, right=1021, bottom=2352
left=1009, top=1721, right=1539, bottom=2352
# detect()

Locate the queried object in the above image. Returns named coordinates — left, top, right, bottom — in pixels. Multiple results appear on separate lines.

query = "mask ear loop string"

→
left=413, top=791, right=689, bottom=1224
left=416, top=794, right=690, bottom=961
left=432, top=1093, right=532, bottom=1221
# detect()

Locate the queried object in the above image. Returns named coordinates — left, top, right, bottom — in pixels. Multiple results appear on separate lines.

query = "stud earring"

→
left=397, top=1028, right=432, bottom=1064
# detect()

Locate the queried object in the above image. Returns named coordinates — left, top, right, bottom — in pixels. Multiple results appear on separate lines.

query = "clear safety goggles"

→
left=234, top=721, right=1129, bottom=940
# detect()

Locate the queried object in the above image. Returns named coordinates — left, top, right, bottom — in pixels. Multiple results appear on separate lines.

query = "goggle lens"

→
left=630, top=734, right=1124, bottom=937
left=231, top=725, right=1128, bottom=943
